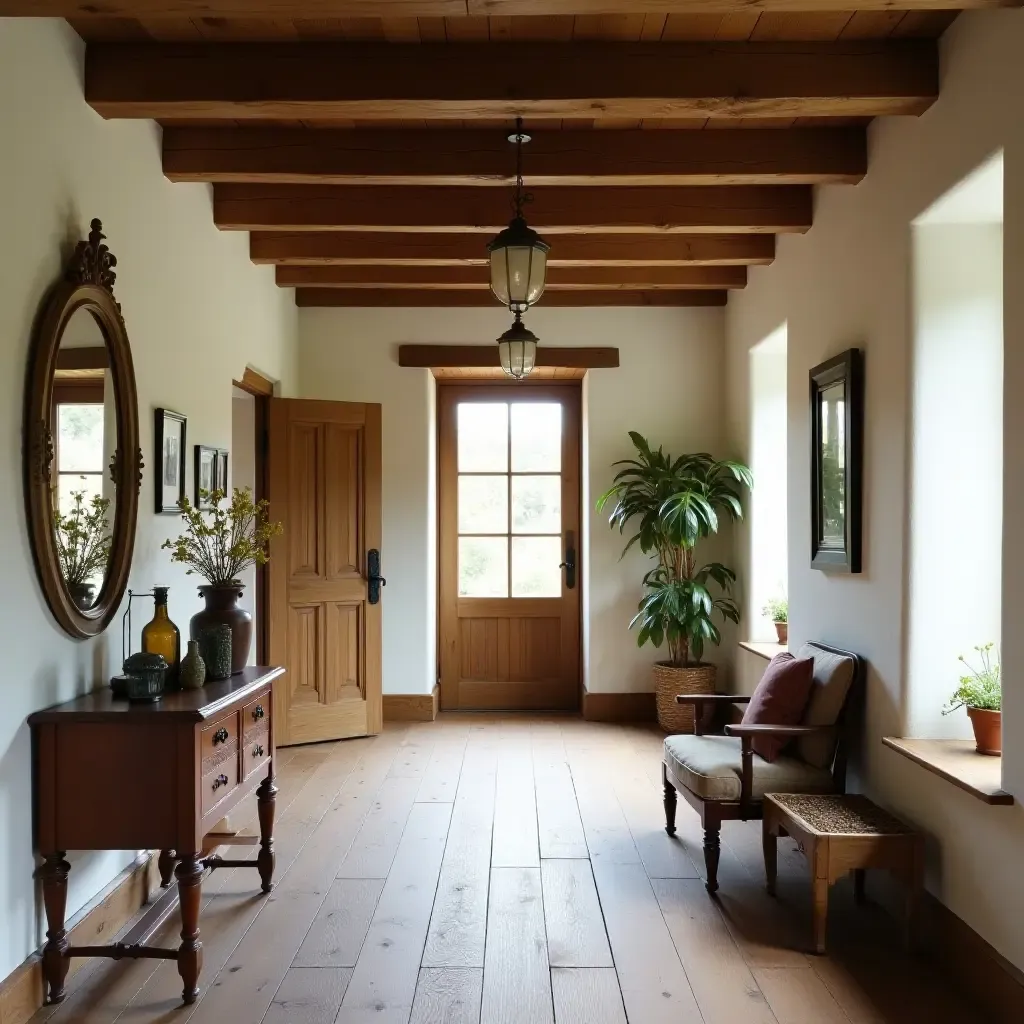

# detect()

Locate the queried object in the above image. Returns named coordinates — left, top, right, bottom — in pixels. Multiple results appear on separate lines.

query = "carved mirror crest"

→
left=24, top=220, right=142, bottom=638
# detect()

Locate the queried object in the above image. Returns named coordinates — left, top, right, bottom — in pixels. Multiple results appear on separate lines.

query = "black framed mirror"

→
left=24, top=220, right=142, bottom=638
left=810, top=348, right=863, bottom=574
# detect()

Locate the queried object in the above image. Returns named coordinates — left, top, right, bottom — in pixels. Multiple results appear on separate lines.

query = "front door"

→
left=439, top=383, right=581, bottom=711
left=267, top=398, right=382, bottom=745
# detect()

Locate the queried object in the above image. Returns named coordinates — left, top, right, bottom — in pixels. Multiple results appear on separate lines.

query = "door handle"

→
left=559, top=532, right=576, bottom=590
left=367, top=548, right=386, bottom=605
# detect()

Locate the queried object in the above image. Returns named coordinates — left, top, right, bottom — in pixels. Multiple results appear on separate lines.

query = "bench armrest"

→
left=724, top=723, right=834, bottom=738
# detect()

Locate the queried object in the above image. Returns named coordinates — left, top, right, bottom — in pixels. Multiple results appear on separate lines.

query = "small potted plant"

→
left=762, top=596, right=788, bottom=645
left=598, top=433, right=751, bottom=732
left=163, top=487, right=282, bottom=674
left=942, top=644, right=1001, bottom=755
left=54, top=490, right=112, bottom=610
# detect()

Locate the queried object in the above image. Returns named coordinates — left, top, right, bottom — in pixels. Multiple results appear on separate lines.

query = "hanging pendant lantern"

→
left=488, top=118, right=550, bottom=313
left=497, top=311, right=539, bottom=381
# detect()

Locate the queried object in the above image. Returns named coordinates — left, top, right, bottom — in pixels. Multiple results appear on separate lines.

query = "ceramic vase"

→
left=190, top=584, right=252, bottom=674
left=68, top=582, right=96, bottom=611
left=179, top=640, right=206, bottom=690
left=199, top=624, right=233, bottom=682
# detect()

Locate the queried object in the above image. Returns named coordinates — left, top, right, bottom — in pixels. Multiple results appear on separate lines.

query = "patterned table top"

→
left=765, top=793, right=917, bottom=836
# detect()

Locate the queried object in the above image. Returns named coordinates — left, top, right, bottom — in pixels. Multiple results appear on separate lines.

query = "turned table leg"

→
left=175, top=855, right=204, bottom=1004
left=257, top=772, right=278, bottom=893
left=40, top=853, right=71, bottom=1004
left=158, top=849, right=177, bottom=889
left=662, top=763, right=677, bottom=837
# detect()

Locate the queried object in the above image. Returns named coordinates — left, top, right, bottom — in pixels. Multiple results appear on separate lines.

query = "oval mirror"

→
left=24, top=220, right=141, bottom=638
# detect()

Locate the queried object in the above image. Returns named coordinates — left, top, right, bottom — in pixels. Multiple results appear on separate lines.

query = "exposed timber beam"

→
left=398, top=345, right=619, bottom=370
left=295, top=288, right=728, bottom=307
left=215, top=184, right=812, bottom=234
left=164, top=127, right=866, bottom=187
left=86, top=41, right=938, bottom=122
left=276, top=264, right=746, bottom=289
left=1, top=2, right=996, bottom=15
left=250, top=232, right=775, bottom=267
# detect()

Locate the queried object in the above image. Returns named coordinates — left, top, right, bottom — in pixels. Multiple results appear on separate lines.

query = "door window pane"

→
left=511, top=403, right=560, bottom=472
left=511, top=536, right=562, bottom=597
left=57, top=404, right=104, bottom=472
left=458, top=475, right=508, bottom=534
left=511, top=476, right=561, bottom=534
left=458, top=403, right=508, bottom=472
left=57, top=473, right=104, bottom=514
left=459, top=537, right=508, bottom=597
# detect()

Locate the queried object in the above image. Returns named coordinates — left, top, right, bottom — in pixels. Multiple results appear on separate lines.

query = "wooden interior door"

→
left=267, top=398, right=382, bottom=745
left=439, top=383, right=581, bottom=710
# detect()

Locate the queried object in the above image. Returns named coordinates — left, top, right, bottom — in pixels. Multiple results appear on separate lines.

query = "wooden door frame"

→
left=232, top=368, right=273, bottom=665
left=436, top=378, right=583, bottom=711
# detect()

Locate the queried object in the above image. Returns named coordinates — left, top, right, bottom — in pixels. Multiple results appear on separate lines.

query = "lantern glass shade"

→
left=488, top=217, right=549, bottom=309
left=497, top=318, right=539, bottom=380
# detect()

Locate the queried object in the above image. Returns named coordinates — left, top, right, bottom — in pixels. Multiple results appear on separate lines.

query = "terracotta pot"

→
left=774, top=621, right=788, bottom=645
left=966, top=706, right=1002, bottom=756
left=189, top=584, right=252, bottom=675
left=653, top=661, right=717, bottom=734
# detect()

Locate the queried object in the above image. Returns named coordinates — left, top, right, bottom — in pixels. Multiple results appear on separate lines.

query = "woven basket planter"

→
left=653, top=661, right=718, bottom=733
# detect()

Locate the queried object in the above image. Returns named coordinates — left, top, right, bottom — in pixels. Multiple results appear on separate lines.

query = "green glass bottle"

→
left=142, top=587, right=181, bottom=689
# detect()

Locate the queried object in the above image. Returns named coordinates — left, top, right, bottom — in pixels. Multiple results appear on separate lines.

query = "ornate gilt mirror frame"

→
left=24, top=220, right=142, bottom=638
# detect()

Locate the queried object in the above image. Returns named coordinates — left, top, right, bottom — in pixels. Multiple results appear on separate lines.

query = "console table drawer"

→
left=242, top=693, right=270, bottom=738
left=243, top=734, right=271, bottom=782
left=202, top=759, right=239, bottom=816
left=201, top=712, right=239, bottom=767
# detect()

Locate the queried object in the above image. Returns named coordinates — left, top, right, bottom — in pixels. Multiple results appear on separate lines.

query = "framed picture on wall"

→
left=194, top=445, right=229, bottom=509
left=809, top=349, right=863, bottom=573
left=155, top=408, right=187, bottom=515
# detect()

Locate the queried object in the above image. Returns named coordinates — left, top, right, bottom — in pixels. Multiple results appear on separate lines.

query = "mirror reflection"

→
left=50, top=307, right=117, bottom=610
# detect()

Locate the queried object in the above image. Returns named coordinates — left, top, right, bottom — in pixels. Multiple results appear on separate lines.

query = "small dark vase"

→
left=190, top=584, right=252, bottom=674
left=199, top=625, right=233, bottom=682
left=68, top=582, right=96, bottom=610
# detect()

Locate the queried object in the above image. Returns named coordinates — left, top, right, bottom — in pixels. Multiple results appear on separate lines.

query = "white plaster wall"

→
left=0, top=19, right=297, bottom=980
left=724, top=9, right=1024, bottom=971
left=231, top=387, right=258, bottom=665
left=298, top=304, right=729, bottom=697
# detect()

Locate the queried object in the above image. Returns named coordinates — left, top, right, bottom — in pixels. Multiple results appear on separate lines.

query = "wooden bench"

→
left=763, top=792, right=924, bottom=954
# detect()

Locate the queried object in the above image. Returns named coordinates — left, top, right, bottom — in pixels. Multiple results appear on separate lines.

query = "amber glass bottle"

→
left=142, top=586, right=181, bottom=688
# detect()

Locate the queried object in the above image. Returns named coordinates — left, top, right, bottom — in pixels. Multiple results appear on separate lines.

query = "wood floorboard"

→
left=480, top=868, right=553, bottom=1024
left=550, top=968, right=627, bottom=1024
left=40, top=717, right=991, bottom=1024
left=410, top=968, right=483, bottom=1024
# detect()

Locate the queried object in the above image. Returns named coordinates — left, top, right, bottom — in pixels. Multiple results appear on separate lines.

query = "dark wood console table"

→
left=29, top=666, right=285, bottom=1006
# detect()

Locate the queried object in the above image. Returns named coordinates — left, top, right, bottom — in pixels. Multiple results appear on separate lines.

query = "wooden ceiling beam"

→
left=250, top=232, right=775, bottom=266
left=398, top=346, right=619, bottom=370
left=6, top=2, right=993, bottom=16
left=215, top=184, right=811, bottom=234
left=296, top=288, right=728, bottom=307
left=164, top=127, right=866, bottom=187
left=276, top=264, right=746, bottom=289
left=86, top=41, right=937, bottom=121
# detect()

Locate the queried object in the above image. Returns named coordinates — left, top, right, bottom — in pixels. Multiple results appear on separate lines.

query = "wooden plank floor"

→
left=34, top=714, right=990, bottom=1024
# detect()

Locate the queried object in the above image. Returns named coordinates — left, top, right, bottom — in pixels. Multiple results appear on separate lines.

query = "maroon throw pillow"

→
left=740, top=653, right=814, bottom=762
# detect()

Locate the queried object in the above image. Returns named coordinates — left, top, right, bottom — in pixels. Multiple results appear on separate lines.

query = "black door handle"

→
left=367, top=548, right=386, bottom=605
left=559, top=532, right=576, bottom=590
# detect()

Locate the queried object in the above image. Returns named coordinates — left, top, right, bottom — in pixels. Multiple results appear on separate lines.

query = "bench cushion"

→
left=663, top=734, right=835, bottom=803
left=796, top=644, right=857, bottom=768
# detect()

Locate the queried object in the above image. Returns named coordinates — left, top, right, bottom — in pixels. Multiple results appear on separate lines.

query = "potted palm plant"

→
left=943, top=644, right=1001, bottom=755
left=597, top=433, right=752, bottom=732
left=763, top=596, right=788, bottom=645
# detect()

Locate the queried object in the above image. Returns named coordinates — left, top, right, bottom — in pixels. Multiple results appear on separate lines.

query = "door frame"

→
left=232, top=368, right=273, bottom=665
left=436, top=378, right=583, bottom=711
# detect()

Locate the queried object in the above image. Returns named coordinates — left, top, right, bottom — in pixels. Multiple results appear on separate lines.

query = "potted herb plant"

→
left=54, top=490, right=112, bottom=610
left=163, top=487, right=282, bottom=673
left=763, top=596, right=788, bottom=645
left=597, top=433, right=752, bottom=732
left=943, top=643, right=1001, bottom=755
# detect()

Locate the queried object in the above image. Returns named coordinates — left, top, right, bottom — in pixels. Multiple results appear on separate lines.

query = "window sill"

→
left=882, top=736, right=1013, bottom=806
left=739, top=640, right=787, bottom=661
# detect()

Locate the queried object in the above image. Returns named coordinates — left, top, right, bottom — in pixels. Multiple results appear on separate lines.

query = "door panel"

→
left=439, top=383, right=581, bottom=711
left=268, top=398, right=382, bottom=745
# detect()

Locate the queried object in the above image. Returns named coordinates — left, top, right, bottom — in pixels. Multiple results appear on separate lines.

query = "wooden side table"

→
left=762, top=792, right=924, bottom=954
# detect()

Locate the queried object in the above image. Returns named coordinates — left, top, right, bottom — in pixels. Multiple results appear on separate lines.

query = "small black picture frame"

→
left=810, top=348, right=863, bottom=573
left=154, top=408, right=187, bottom=515
left=194, top=445, right=229, bottom=509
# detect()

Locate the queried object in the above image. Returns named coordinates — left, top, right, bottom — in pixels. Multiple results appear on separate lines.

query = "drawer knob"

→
left=212, top=774, right=229, bottom=791
left=213, top=727, right=229, bottom=745
left=252, top=704, right=265, bottom=721
left=252, top=744, right=265, bottom=758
